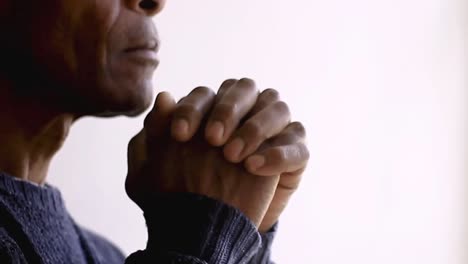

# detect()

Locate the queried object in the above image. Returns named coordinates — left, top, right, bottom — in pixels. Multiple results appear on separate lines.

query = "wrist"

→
left=142, top=192, right=262, bottom=264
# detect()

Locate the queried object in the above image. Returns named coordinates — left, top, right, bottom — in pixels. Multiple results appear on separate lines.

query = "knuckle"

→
left=237, top=78, right=257, bottom=92
left=214, top=103, right=237, bottom=120
left=302, top=145, right=311, bottom=162
left=262, top=88, right=280, bottom=101
left=192, top=86, right=214, bottom=97
left=175, top=103, right=199, bottom=119
left=273, top=101, right=290, bottom=115
left=270, top=147, right=287, bottom=163
left=266, top=135, right=290, bottom=147
left=289, top=122, right=307, bottom=138
left=221, top=79, right=238, bottom=88
left=238, top=77, right=256, bottom=86
left=243, top=121, right=265, bottom=142
left=296, top=142, right=311, bottom=163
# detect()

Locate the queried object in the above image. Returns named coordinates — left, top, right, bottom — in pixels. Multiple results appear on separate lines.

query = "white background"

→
left=48, top=0, right=467, bottom=263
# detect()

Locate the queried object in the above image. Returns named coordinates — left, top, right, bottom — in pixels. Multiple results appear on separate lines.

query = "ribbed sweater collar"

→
left=0, top=172, right=65, bottom=214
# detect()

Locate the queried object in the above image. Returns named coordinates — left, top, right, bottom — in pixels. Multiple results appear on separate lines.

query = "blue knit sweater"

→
left=0, top=173, right=275, bottom=263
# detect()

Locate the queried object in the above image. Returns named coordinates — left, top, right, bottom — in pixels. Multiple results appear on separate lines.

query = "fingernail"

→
left=207, top=121, right=225, bottom=143
left=173, top=119, right=189, bottom=138
left=247, top=155, right=266, bottom=171
left=226, top=138, right=245, bottom=161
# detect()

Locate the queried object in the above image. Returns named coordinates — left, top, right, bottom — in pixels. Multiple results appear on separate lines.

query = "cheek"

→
left=11, top=2, right=89, bottom=88
left=70, top=2, right=156, bottom=113
left=74, top=2, right=120, bottom=84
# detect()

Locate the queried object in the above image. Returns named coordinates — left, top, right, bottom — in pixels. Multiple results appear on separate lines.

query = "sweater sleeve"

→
left=125, top=193, right=277, bottom=264
left=0, top=228, right=28, bottom=264
left=247, top=224, right=277, bottom=264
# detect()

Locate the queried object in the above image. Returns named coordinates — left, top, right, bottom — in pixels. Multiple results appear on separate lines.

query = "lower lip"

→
left=122, top=49, right=159, bottom=65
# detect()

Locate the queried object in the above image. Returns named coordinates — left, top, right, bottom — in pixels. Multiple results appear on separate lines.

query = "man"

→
left=0, top=0, right=309, bottom=263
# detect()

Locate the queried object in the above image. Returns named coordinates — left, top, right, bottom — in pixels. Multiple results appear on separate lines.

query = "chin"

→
left=90, top=57, right=158, bottom=117
left=78, top=78, right=155, bottom=118
left=96, top=97, right=153, bottom=118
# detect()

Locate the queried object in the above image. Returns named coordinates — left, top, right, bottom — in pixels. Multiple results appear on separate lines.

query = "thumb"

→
left=144, top=91, right=177, bottom=145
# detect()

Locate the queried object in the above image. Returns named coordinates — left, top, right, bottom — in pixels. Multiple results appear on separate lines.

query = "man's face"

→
left=0, top=0, right=165, bottom=116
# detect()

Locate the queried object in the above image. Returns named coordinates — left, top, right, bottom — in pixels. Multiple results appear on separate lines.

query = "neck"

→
left=0, top=79, right=77, bottom=184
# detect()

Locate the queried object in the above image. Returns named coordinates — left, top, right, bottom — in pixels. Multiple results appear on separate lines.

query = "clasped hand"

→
left=126, top=78, right=309, bottom=232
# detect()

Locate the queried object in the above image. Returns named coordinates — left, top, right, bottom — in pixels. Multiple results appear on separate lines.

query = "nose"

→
left=125, top=0, right=166, bottom=16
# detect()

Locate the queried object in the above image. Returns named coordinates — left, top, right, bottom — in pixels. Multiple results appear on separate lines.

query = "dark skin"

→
left=0, top=0, right=309, bottom=232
